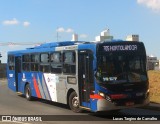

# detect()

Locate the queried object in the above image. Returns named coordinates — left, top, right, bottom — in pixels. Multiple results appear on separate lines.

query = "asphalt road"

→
left=0, top=79, right=160, bottom=124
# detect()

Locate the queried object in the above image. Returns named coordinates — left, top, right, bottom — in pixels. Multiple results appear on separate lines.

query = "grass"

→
left=148, top=70, right=160, bottom=103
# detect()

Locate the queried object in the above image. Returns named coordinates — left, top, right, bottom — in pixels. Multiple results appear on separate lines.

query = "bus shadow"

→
left=18, top=94, right=70, bottom=110
left=18, top=94, right=123, bottom=119
left=39, top=99, right=70, bottom=110
left=38, top=99, right=92, bottom=114
left=88, top=110, right=123, bottom=120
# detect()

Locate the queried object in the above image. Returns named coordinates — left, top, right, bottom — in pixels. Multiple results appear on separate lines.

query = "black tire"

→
left=25, top=84, right=32, bottom=101
left=69, top=91, right=82, bottom=113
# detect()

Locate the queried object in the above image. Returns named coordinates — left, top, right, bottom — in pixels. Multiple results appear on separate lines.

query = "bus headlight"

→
left=99, top=92, right=105, bottom=98
left=98, top=91, right=111, bottom=101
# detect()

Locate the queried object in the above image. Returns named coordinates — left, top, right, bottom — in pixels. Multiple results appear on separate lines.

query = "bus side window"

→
left=40, top=53, right=50, bottom=73
left=31, top=54, right=39, bottom=71
left=22, top=54, right=30, bottom=71
left=50, top=52, right=62, bottom=73
left=63, top=51, right=76, bottom=74
left=8, top=55, right=15, bottom=70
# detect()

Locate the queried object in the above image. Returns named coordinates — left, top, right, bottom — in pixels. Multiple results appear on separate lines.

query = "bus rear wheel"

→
left=69, top=91, right=82, bottom=113
left=25, top=84, right=32, bottom=101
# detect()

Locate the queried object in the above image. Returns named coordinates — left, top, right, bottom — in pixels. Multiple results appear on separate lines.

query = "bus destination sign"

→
left=103, top=45, right=137, bottom=52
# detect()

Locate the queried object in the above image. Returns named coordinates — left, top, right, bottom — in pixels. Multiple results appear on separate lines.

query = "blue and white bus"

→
left=7, top=40, right=149, bottom=112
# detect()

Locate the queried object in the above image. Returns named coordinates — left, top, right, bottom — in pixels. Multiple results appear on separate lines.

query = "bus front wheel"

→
left=69, top=91, right=82, bottom=113
left=25, top=84, right=32, bottom=101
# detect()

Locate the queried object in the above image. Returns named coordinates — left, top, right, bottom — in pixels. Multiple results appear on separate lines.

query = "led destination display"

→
left=103, top=45, right=137, bottom=52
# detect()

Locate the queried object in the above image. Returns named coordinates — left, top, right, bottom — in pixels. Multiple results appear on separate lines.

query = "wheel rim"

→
left=72, top=96, right=79, bottom=108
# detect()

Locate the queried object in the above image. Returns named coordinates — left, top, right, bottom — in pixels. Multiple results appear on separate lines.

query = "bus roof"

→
left=7, top=40, right=143, bottom=55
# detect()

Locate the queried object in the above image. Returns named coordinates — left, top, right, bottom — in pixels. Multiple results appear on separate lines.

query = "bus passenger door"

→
left=78, top=50, right=94, bottom=108
left=15, top=56, right=21, bottom=92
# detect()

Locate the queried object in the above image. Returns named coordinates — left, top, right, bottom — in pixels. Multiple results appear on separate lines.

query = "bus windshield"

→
left=96, top=53, right=147, bottom=84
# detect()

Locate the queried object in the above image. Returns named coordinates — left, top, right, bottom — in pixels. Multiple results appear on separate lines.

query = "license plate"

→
left=126, top=102, right=134, bottom=106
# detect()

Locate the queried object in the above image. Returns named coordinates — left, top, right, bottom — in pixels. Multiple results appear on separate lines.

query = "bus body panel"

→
left=96, top=97, right=150, bottom=111
left=8, top=70, right=16, bottom=92
left=19, top=72, right=80, bottom=104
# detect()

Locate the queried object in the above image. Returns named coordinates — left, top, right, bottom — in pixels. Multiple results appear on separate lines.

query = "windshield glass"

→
left=96, top=53, right=147, bottom=84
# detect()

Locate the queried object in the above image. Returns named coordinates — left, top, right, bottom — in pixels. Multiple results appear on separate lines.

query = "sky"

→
left=0, top=0, right=160, bottom=63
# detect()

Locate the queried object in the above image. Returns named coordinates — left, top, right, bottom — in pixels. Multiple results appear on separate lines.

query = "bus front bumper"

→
left=96, top=96, right=150, bottom=111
